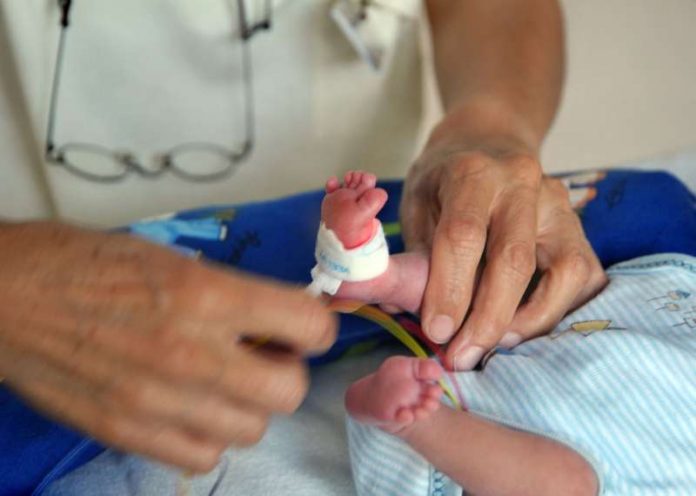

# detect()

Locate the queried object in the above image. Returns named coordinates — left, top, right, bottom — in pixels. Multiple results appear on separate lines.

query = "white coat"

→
left=0, top=0, right=427, bottom=226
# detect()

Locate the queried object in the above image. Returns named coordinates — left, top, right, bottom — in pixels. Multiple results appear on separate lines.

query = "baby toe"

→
left=415, top=359, right=443, bottom=382
left=422, top=397, right=441, bottom=412
left=356, top=188, right=388, bottom=217
left=424, top=384, right=443, bottom=400
left=413, top=406, right=431, bottom=421
left=325, top=176, right=340, bottom=193
left=355, top=172, right=376, bottom=192
left=395, top=407, right=415, bottom=424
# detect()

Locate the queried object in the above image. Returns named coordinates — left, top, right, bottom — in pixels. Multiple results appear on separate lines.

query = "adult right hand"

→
left=0, top=222, right=336, bottom=472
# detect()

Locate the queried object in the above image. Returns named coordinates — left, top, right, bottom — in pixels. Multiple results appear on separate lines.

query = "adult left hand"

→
left=401, top=135, right=607, bottom=371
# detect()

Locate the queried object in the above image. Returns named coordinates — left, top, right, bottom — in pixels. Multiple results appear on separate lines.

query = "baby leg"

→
left=346, top=356, right=598, bottom=496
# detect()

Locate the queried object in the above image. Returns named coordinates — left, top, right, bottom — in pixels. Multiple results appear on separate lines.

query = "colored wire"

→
left=329, top=300, right=464, bottom=410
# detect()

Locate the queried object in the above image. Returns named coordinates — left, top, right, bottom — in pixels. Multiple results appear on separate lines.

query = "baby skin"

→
left=323, top=171, right=598, bottom=496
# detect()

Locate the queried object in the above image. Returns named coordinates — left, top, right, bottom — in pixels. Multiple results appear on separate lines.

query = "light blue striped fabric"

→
left=347, top=254, right=696, bottom=496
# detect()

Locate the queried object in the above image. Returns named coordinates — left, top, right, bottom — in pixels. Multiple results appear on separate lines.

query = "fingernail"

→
left=428, top=314, right=455, bottom=343
left=499, top=332, right=522, bottom=349
left=454, top=346, right=485, bottom=371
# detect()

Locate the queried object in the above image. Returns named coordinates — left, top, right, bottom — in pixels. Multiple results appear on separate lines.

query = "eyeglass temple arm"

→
left=236, top=0, right=271, bottom=40
left=59, top=0, right=72, bottom=27
left=46, top=0, right=72, bottom=157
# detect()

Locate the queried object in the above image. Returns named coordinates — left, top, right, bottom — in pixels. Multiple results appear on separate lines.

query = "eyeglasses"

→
left=45, top=0, right=271, bottom=183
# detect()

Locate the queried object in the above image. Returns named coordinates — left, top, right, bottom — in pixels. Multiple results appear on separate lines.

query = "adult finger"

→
left=13, top=374, right=226, bottom=473
left=502, top=179, right=607, bottom=345
left=401, top=151, right=449, bottom=253
left=445, top=182, right=538, bottom=370
left=216, top=346, right=310, bottom=414
left=502, top=246, right=592, bottom=346
left=421, top=170, right=497, bottom=345
left=100, top=374, right=270, bottom=446
left=0, top=301, right=224, bottom=400
left=6, top=334, right=272, bottom=449
left=7, top=274, right=314, bottom=416
left=400, top=184, right=437, bottom=253
left=186, top=267, right=337, bottom=354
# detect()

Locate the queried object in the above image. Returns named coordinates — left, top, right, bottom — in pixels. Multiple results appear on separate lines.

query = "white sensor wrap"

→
left=307, top=221, right=389, bottom=296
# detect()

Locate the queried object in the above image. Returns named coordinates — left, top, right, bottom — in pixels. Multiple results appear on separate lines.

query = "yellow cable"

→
left=330, top=300, right=462, bottom=409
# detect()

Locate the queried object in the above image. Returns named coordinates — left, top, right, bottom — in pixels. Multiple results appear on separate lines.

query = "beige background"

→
left=421, top=0, right=696, bottom=173
left=544, top=0, right=696, bottom=171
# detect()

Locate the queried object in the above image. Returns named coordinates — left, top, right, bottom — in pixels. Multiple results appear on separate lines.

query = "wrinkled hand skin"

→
left=401, top=141, right=607, bottom=370
left=0, top=222, right=336, bottom=472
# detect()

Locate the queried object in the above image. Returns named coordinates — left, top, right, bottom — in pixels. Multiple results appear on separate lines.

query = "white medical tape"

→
left=308, top=221, right=389, bottom=295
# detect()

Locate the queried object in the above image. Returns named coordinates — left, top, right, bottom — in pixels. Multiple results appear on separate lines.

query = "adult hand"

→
left=402, top=137, right=606, bottom=371
left=0, top=222, right=336, bottom=472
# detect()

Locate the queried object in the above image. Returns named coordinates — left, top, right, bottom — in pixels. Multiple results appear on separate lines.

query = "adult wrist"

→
left=426, top=97, right=543, bottom=159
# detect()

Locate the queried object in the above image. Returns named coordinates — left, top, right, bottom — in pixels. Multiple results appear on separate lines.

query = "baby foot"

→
left=319, top=171, right=428, bottom=313
left=321, top=171, right=388, bottom=248
left=345, top=356, right=443, bottom=434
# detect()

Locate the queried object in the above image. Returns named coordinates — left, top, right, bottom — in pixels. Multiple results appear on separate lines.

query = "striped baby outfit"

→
left=347, top=254, right=696, bottom=495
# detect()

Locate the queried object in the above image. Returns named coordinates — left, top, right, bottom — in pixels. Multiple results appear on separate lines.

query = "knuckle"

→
left=475, top=331, right=504, bottom=350
left=297, top=298, right=335, bottom=347
left=509, top=155, right=542, bottom=186
left=167, top=257, right=197, bottom=290
left=587, top=259, right=609, bottom=289
left=452, top=153, right=488, bottom=175
left=507, top=184, right=539, bottom=207
left=527, top=308, right=555, bottom=332
left=230, top=368, right=264, bottom=399
left=544, top=204, right=579, bottom=232
left=238, top=416, right=269, bottom=447
left=569, top=212, right=585, bottom=232
left=209, top=441, right=228, bottom=460
left=559, top=249, right=592, bottom=284
left=191, top=284, right=227, bottom=315
left=524, top=301, right=562, bottom=334
left=498, top=241, right=536, bottom=280
left=94, top=414, right=131, bottom=447
left=593, top=267, right=609, bottom=288
left=231, top=361, right=307, bottom=414
left=430, top=272, right=470, bottom=309
left=178, top=262, right=232, bottom=313
left=442, top=213, right=487, bottom=249
left=196, top=451, right=222, bottom=473
left=405, top=159, right=440, bottom=197
left=189, top=442, right=226, bottom=473
left=159, top=339, right=201, bottom=379
left=108, top=379, right=153, bottom=415
left=545, top=177, right=571, bottom=203
left=275, top=365, right=309, bottom=414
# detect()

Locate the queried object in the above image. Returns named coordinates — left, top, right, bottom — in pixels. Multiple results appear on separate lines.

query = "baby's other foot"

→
left=345, top=356, right=443, bottom=433
left=322, top=171, right=388, bottom=248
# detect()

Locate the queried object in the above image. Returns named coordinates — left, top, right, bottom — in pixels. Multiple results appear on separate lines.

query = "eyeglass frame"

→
left=45, top=0, right=271, bottom=183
